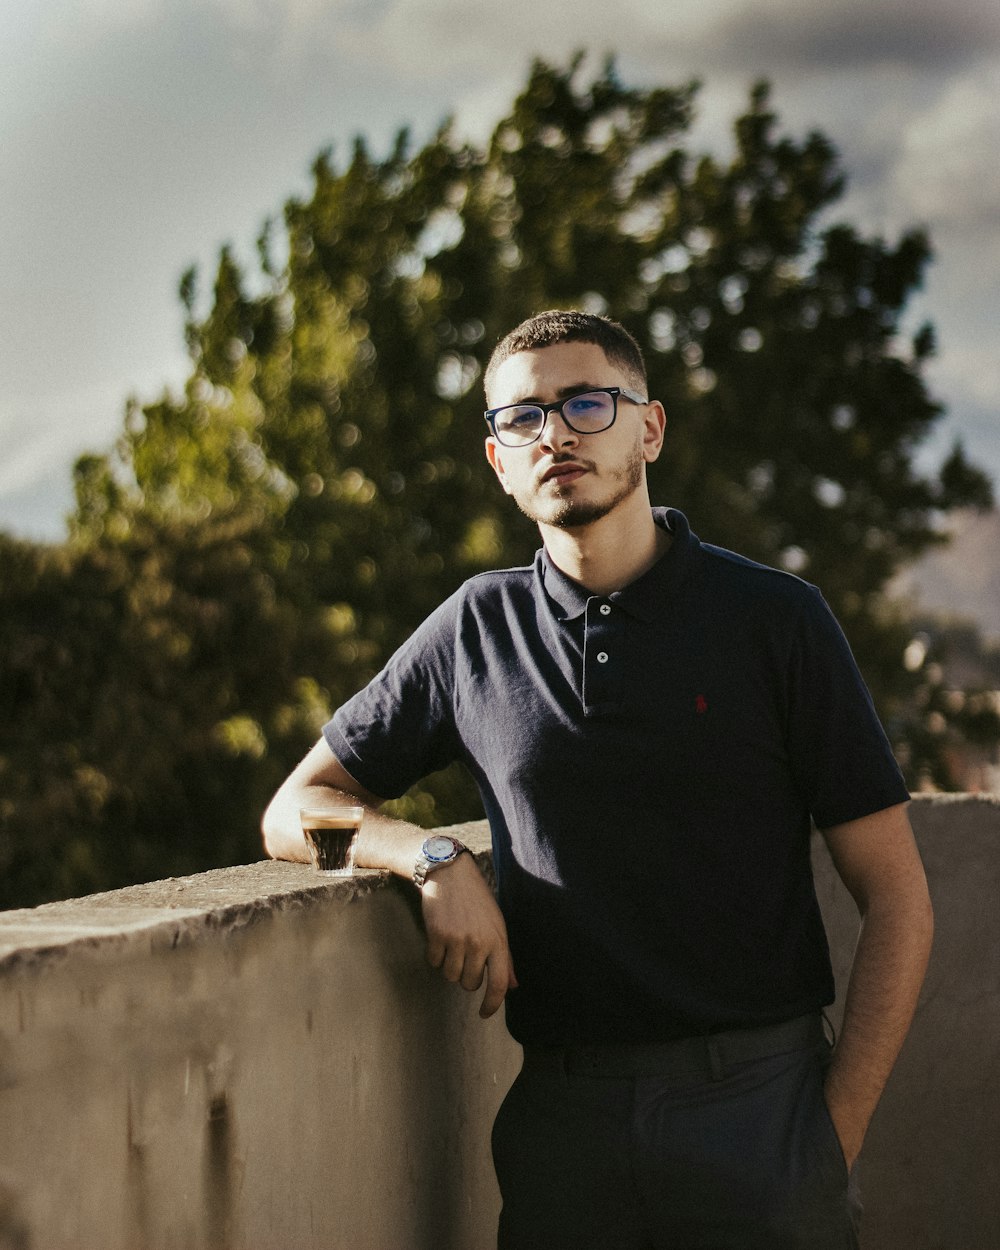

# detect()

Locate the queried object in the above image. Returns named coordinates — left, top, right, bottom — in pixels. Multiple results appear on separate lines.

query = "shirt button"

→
left=597, top=652, right=609, bottom=664
left=600, top=604, right=611, bottom=615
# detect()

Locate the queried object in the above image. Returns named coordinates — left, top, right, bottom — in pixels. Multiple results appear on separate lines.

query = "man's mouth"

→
left=540, top=461, right=589, bottom=485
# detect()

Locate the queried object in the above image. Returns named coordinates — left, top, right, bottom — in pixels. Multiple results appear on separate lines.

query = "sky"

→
left=2, top=0, right=999, bottom=543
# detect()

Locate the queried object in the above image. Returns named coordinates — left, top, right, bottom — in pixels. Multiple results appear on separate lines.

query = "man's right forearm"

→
left=260, top=740, right=425, bottom=876
left=261, top=778, right=352, bottom=863
left=261, top=736, right=454, bottom=881
left=261, top=736, right=516, bottom=1016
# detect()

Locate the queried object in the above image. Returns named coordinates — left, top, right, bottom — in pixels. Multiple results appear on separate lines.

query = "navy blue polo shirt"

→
left=325, top=508, right=909, bottom=1045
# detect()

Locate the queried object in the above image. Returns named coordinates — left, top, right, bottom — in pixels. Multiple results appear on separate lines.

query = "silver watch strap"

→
left=412, top=838, right=469, bottom=889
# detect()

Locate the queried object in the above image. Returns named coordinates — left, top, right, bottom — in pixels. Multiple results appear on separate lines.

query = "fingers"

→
left=425, top=930, right=446, bottom=971
left=442, top=940, right=476, bottom=987
left=479, top=951, right=517, bottom=1019
left=436, top=943, right=513, bottom=1018
left=424, top=926, right=516, bottom=1016
left=431, top=933, right=492, bottom=993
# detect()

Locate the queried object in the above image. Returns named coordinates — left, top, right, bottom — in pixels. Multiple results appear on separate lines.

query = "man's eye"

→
left=565, top=393, right=606, bottom=416
left=504, top=409, right=540, bottom=429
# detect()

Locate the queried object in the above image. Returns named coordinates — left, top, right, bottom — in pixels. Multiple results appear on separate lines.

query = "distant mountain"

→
left=893, top=510, right=1000, bottom=641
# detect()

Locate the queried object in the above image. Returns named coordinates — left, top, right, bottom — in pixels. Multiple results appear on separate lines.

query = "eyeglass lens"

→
left=493, top=390, right=617, bottom=446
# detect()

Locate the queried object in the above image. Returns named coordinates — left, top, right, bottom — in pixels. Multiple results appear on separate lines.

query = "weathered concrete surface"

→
left=0, top=799, right=998, bottom=1249
left=0, top=822, right=520, bottom=1250
left=814, top=793, right=1000, bottom=1250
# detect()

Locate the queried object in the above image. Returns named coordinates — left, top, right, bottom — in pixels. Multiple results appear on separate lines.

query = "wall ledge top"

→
left=0, top=819, right=491, bottom=974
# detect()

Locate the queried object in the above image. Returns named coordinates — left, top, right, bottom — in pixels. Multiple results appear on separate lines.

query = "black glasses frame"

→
left=484, top=386, right=648, bottom=447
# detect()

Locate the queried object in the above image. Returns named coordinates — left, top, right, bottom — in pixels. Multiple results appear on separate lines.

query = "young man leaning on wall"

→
left=263, top=309, right=933, bottom=1249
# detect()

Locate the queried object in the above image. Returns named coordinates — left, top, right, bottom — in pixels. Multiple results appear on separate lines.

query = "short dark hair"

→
left=484, top=310, right=647, bottom=398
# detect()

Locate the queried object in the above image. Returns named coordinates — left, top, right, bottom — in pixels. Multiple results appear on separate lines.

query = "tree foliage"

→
left=2, top=58, right=993, bottom=908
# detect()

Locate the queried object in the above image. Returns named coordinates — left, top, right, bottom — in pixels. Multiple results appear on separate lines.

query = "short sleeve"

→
left=323, top=593, right=463, bottom=799
left=787, top=586, right=910, bottom=829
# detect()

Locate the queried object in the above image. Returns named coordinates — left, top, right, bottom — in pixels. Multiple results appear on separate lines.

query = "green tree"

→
left=0, top=516, right=329, bottom=907
left=3, top=57, right=993, bottom=907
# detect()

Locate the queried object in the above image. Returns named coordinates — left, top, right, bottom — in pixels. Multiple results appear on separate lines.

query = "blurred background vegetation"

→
left=2, top=57, right=997, bottom=909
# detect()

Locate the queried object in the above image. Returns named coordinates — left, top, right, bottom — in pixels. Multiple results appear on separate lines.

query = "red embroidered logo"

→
left=695, top=694, right=708, bottom=714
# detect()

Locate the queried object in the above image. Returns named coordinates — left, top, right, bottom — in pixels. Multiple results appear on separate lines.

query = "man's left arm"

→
left=820, top=801, right=933, bottom=1170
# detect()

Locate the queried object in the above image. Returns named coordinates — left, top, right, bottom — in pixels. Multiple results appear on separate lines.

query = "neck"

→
left=539, top=493, right=671, bottom=596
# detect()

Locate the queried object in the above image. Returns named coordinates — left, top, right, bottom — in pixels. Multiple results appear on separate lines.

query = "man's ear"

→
left=485, top=437, right=514, bottom=494
left=642, top=400, right=667, bottom=464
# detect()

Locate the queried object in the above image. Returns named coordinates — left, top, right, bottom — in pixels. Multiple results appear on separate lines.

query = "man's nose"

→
left=538, top=408, right=579, bottom=451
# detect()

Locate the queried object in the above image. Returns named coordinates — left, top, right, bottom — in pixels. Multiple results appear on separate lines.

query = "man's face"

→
left=484, top=340, right=665, bottom=531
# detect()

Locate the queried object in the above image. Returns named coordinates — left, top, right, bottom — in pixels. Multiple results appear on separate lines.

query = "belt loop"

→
left=707, top=1037, right=724, bottom=1081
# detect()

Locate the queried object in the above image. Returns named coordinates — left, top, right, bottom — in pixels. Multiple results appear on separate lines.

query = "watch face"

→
left=424, top=835, right=457, bottom=862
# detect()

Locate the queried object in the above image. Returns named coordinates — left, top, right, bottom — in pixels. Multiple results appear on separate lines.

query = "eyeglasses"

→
left=484, top=387, right=648, bottom=448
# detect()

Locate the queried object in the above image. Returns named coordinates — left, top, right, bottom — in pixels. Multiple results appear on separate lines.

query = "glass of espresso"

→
left=299, top=806, right=364, bottom=875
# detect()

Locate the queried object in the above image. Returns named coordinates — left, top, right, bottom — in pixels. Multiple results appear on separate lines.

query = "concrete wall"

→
left=815, top=794, right=1000, bottom=1250
left=0, top=821, right=519, bottom=1250
left=0, top=796, right=998, bottom=1250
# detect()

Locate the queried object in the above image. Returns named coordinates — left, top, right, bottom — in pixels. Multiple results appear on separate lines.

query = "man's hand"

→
left=421, top=852, right=517, bottom=1018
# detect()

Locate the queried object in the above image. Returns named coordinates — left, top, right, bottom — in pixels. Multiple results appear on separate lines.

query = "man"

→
left=262, top=310, right=933, bottom=1249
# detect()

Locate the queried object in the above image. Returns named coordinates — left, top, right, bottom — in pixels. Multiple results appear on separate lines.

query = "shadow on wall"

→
left=0, top=1176, right=31, bottom=1250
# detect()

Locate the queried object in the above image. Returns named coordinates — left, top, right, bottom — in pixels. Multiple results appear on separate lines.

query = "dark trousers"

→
left=491, top=1015, right=860, bottom=1250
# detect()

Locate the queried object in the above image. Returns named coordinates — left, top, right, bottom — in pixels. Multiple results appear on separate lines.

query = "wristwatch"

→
left=413, top=835, right=470, bottom=889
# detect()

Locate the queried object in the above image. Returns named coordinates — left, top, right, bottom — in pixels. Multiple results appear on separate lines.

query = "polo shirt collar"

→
left=538, top=507, right=698, bottom=622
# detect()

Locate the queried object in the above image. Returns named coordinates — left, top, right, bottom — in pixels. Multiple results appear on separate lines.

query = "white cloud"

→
left=34, top=0, right=164, bottom=50
left=449, top=72, right=529, bottom=145
left=0, top=422, right=82, bottom=498
left=891, top=58, right=1000, bottom=231
left=330, top=0, right=581, bottom=76
left=928, top=344, right=1000, bottom=416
